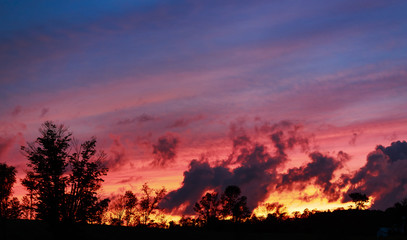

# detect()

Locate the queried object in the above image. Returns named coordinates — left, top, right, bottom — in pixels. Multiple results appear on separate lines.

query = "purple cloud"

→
left=151, top=134, right=180, bottom=168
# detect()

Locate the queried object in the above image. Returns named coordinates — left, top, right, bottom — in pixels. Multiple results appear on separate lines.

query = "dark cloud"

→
left=161, top=117, right=407, bottom=213
left=103, top=136, right=127, bottom=169
left=168, top=119, right=189, bottom=128
left=349, top=132, right=358, bottom=145
left=161, top=121, right=307, bottom=214
left=40, top=107, right=49, bottom=118
left=229, top=121, right=251, bottom=149
left=168, top=114, right=204, bottom=128
left=349, top=130, right=363, bottom=145
left=161, top=143, right=281, bottom=214
left=257, top=120, right=310, bottom=157
left=344, top=141, right=407, bottom=209
left=0, top=136, right=15, bottom=158
left=137, top=113, right=156, bottom=123
left=151, top=134, right=179, bottom=168
left=229, top=144, right=282, bottom=209
left=377, top=141, right=407, bottom=163
left=278, top=151, right=347, bottom=202
left=218, top=122, right=252, bottom=167
left=116, top=176, right=142, bottom=184
left=222, top=120, right=309, bottom=166
left=161, top=159, right=231, bottom=213
left=117, top=113, right=155, bottom=125
left=298, top=192, right=320, bottom=202
left=11, top=105, right=22, bottom=117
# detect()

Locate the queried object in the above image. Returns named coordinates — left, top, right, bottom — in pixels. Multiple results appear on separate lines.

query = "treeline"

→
left=1, top=121, right=407, bottom=236
left=107, top=183, right=166, bottom=226
left=173, top=199, right=407, bottom=236
left=167, top=186, right=407, bottom=237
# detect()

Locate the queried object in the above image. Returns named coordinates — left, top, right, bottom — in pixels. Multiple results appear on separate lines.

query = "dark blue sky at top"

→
left=2, top=1, right=406, bottom=96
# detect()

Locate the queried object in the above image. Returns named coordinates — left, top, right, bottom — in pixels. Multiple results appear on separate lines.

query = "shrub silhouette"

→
left=349, top=192, right=369, bottom=210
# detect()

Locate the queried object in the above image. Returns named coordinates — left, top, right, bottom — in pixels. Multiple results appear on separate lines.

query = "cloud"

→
left=117, top=113, right=156, bottom=125
left=256, top=120, right=310, bottom=157
left=161, top=143, right=284, bottom=214
left=349, top=132, right=358, bottom=145
left=349, top=130, right=363, bottom=145
left=11, top=105, right=22, bottom=117
left=40, top=107, right=49, bottom=118
left=228, top=144, right=283, bottom=209
left=0, top=136, right=15, bottom=158
left=161, top=159, right=231, bottom=213
left=115, top=176, right=143, bottom=184
left=151, top=134, right=179, bottom=168
left=222, top=120, right=309, bottom=167
left=344, top=141, right=407, bottom=209
left=278, top=151, right=348, bottom=202
left=103, top=135, right=128, bottom=170
left=377, top=141, right=407, bottom=163
left=161, top=120, right=407, bottom=214
left=167, top=114, right=204, bottom=128
left=161, top=121, right=308, bottom=214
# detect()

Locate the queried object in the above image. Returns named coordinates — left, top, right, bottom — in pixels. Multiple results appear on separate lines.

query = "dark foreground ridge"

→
left=1, top=209, right=407, bottom=240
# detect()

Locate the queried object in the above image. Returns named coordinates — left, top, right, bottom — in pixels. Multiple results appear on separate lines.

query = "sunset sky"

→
left=1, top=0, right=407, bottom=216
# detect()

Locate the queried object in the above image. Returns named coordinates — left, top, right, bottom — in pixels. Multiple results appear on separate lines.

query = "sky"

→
left=1, top=0, right=407, bottom=216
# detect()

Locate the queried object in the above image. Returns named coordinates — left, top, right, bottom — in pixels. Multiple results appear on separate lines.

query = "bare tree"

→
left=108, top=194, right=126, bottom=226
left=108, top=191, right=138, bottom=226
left=139, top=183, right=166, bottom=225
left=108, top=186, right=167, bottom=227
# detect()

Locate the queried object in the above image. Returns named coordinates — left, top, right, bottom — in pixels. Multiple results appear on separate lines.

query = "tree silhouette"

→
left=21, top=121, right=108, bottom=222
left=220, top=185, right=251, bottom=222
left=21, top=121, right=71, bottom=221
left=108, top=190, right=138, bottom=226
left=123, top=191, right=138, bottom=226
left=193, top=186, right=251, bottom=225
left=0, top=162, right=21, bottom=219
left=21, top=171, right=37, bottom=220
left=179, top=215, right=198, bottom=227
left=139, top=183, right=166, bottom=225
left=262, top=202, right=288, bottom=220
left=193, top=192, right=220, bottom=224
left=108, top=185, right=167, bottom=227
left=349, top=192, right=369, bottom=210
left=385, top=198, right=407, bottom=230
left=108, top=194, right=127, bottom=226
left=64, top=138, right=108, bottom=223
